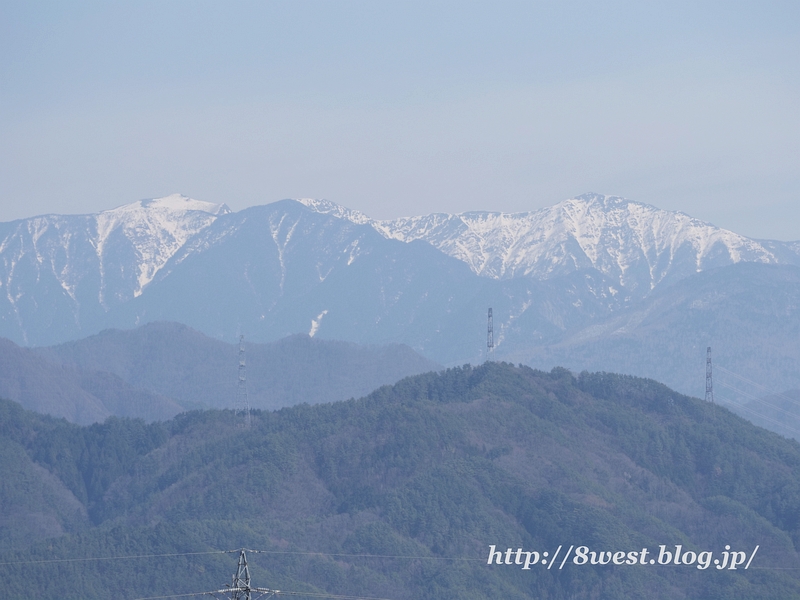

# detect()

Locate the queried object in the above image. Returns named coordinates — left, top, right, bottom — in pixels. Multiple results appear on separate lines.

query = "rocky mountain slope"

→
left=4, top=193, right=798, bottom=349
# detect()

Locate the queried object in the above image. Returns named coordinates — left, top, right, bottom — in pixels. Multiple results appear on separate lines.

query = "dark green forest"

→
left=2, top=363, right=800, bottom=599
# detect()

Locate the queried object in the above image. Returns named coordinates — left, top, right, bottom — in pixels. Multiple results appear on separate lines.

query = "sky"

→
left=1, top=1, right=799, bottom=239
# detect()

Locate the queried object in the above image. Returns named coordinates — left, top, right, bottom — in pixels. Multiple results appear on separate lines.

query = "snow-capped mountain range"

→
left=3, top=191, right=800, bottom=404
left=0, top=194, right=228, bottom=314
left=3, top=191, right=794, bottom=328
left=300, top=193, right=799, bottom=296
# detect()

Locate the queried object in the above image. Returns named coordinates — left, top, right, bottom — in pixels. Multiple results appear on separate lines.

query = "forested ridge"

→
left=2, top=363, right=800, bottom=599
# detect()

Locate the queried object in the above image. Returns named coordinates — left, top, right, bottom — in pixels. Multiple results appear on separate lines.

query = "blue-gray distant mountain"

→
left=0, top=195, right=623, bottom=360
left=0, top=322, right=440, bottom=424
left=3, top=192, right=800, bottom=414
left=35, top=321, right=441, bottom=417
left=0, top=336, right=183, bottom=424
left=510, top=263, right=800, bottom=401
left=112, top=201, right=622, bottom=363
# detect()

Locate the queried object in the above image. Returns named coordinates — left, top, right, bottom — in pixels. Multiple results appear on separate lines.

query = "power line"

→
left=274, top=593, right=396, bottom=599
left=0, top=550, right=228, bottom=567
left=131, top=594, right=223, bottom=600
left=716, top=395, right=800, bottom=439
left=711, top=363, right=800, bottom=438
left=131, top=592, right=396, bottom=600
left=717, top=365, right=800, bottom=409
left=703, top=354, right=800, bottom=438
left=0, top=548, right=484, bottom=567
left=242, top=548, right=483, bottom=562
left=717, top=381, right=800, bottom=420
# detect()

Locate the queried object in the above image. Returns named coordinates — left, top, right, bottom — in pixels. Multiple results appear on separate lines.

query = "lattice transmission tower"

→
left=236, top=335, right=252, bottom=427
left=705, top=346, right=714, bottom=403
left=230, top=549, right=254, bottom=600
left=486, top=307, right=494, bottom=362
left=200, top=549, right=278, bottom=599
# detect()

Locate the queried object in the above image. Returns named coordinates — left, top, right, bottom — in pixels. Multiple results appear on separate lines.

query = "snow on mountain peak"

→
left=298, top=192, right=783, bottom=296
left=295, top=198, right=372, bottom=225
left=0, top=194, right=232, bottom=333
left=532, top=194, right=776, bottom=288
left=94, top=194, right=230, bottom=300
left=105, top=193, right=231, bottom=217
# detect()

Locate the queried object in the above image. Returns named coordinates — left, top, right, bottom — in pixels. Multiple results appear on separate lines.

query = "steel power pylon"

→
left=487, top=308, right=494, bottom=362
left=705, top=346, right=714, bottom=403
left=231, top=550, right=253, bottom=600
left=236, top=335, right=251, bottom=428
left=231, top=550, right=251, bottom=600
left=205, top=550, right=277, bottom=600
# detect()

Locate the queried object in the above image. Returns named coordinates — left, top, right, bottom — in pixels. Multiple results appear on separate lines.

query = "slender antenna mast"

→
left=487, top=308, right=494, bottom=361
left=236, top=335, right=251, bottom=427
left=705, top=346, right=714, bottom=403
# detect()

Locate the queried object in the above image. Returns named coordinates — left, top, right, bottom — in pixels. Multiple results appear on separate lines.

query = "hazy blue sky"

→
left=1, top=1, right=798, bottom=238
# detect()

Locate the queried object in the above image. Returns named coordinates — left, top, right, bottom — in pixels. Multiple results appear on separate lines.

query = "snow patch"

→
left=317, top=263, right=333, bottom=282
left=309, top=310, right=328, bottom=337
left=296, top=198, right=372, bottom=225
left=268, top=213, right=300, bottom=293
left=346, top=240, right=361, bottom=266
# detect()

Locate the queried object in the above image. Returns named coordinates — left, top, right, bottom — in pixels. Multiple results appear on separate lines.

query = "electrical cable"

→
left=717, top=366, right=800, bottom=408
left=716, top=381, right=800, bottom=420
left=0, top=550, right=228, bottom=567
left=130, top=589, right=395, bottom=600
left=717, top=394, right=800, bottom=438
left=241, top=548, right=483, bottom=562
left=275, top=593, right=393, bottom=599
left=0, top=548, right=483, bottom=567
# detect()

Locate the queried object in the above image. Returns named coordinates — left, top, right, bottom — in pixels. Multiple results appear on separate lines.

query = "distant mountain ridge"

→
left=3, top=192, right=800, bottom=417
left=0, top=336, right=182, bottom=424
left=300, top=193, right=800, bottom=297
left=34, top=321, right=441, bottom=417
left=0, top=321, right=439, bottom=424
left=6, top=193, right=799, bottom=331
left=4, top=192, right=798, bottom=347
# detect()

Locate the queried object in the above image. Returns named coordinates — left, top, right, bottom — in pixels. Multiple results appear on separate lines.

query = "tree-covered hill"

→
left=1, top=363, right=800, bottom=599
